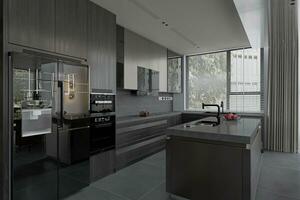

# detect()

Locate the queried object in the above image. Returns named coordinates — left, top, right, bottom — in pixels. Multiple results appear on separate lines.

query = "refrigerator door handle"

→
left=57, top=80, right=64, bottom=128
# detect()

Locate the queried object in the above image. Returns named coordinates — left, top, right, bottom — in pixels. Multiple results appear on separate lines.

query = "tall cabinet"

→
left=9, top=0, right=88, bottom=59
left=8, top=0, right=56, bottom=52
left=55, top=0, right=87, bottom=59
left=87, top=1, right=116, bottom=92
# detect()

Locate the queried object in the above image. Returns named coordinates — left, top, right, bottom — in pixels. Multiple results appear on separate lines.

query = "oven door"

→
left=90, top=118, right=115, bottom=155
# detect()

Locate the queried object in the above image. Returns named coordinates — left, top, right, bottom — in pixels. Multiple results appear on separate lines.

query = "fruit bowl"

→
left=223, top=113, right=240, bottom=120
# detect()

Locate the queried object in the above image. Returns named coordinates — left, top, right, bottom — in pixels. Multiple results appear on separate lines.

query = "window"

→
left=187, top=48, right=262, bottom=113
left=229, top=49, right=262, bottom=112
left=187, top=52, right=227, bottom=111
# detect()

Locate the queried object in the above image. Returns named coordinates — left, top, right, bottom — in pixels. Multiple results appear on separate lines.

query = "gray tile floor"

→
left=256, top=152, right=300, bottom=200
left=65, top=151, right=300, bottom=200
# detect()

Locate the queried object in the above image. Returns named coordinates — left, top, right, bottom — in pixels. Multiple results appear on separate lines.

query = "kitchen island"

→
left=166, top=117, right=262, bottom=200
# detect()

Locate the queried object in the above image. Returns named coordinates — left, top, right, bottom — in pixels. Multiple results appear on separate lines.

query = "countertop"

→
left=182, top=111, right=264, bottom=118
left=116, top=112, right=182, bottom=124
left=167, top=117, right=261, bottom=145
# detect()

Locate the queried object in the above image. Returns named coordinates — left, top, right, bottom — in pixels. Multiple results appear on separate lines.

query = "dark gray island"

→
left=166, top=117, right=262, bottom=200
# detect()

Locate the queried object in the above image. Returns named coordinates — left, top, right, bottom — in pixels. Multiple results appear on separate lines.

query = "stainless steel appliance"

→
left=89, top=91, right=116, bottom=155
left=10, top=52, right=90, bottom=200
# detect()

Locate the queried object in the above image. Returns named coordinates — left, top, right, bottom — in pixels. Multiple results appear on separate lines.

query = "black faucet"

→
left=220, top=101, right=224, bottom=113
left=202, top=103, right=221, bottom=125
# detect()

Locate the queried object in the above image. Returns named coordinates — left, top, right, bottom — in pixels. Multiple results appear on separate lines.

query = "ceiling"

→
left=234, top=0, right=268, bottom=48
left=91, top=0, right=251, bottom=55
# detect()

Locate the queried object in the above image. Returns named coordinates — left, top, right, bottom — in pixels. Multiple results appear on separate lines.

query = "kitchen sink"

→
left=184, top=119, right=219, bottom=128
left=196, top=120, right=219, bottom=127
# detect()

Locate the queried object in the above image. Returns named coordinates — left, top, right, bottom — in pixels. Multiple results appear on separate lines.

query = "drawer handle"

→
left=59, top=126, right=90, bottom=132
left=166, top=136, right=171, bottom=141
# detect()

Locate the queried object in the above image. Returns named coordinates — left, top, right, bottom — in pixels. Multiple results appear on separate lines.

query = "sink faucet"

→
left=202, top=103, right=221, bottom=125
left=220, top=101, right=224, bottom=113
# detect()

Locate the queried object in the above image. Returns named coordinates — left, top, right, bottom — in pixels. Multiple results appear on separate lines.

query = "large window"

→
left=187, top=48, right=262, bottom=113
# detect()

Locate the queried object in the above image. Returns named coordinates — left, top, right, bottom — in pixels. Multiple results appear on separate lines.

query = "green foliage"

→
left=188, top=52, right=227, bottom=110
left=167, top=57, right=182, bottom=92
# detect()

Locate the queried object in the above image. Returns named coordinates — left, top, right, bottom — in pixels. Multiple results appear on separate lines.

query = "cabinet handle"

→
left=166, top=136, right=171, bottom=141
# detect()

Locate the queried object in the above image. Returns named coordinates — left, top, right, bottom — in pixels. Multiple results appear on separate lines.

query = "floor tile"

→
left=258, top=165, right=300, bottom=199
left=139, top=182, right=189, bottom=200
left=256, top=188, right=300, bottom=200
left=140, top=150, right=166, bottom=169
left=92, top=162, right=165, bottom=200
left=64, top=186, right=129, bottom=200
left=262, top=152, right=300, bottom=170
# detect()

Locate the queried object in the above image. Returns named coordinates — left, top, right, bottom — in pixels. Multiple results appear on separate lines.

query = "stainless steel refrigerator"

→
left=10, top=52, right=90, bottom=200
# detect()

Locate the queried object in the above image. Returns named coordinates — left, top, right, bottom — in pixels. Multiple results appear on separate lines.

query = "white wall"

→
left=234, top=0, right=268, bottom=48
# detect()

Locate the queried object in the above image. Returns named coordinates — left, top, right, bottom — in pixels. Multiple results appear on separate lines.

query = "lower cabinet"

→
left=90, top=150, right=115, bottom=182
left=116, top=136, right=166, bottom=170
left=166, top=128, right=262, bottom=200
left=116, top=114, right=182, bottom=170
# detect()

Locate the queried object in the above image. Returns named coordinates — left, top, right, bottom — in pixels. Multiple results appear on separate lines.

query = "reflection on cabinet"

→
left=8, top=0, right=55, bottom=51
left=167, top=57, right=182, bottom=93
left=123, top=29, right=167, bottom=91
left=56, top=0, right=87, bottom=59
left=88, top=2, right=116, bottom=92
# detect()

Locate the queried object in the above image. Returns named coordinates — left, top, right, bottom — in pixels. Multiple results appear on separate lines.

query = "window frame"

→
left=186, top=48, right=264, bottom=113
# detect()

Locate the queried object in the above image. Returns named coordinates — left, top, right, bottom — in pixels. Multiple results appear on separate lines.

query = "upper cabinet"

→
left=88, top=2, right=116, bottom=92
left=8, top=0, right=88, bottom=59
left=8, top=0, right=56, bottom=51
left=55, top=0, right=87, bottom=59
left=123, top=29, right=168, bottom=92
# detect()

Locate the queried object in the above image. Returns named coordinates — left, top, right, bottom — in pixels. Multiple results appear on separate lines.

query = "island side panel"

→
left=166, top=136, right=245, bottom=200
left=250, top=125, right=263, bottom=200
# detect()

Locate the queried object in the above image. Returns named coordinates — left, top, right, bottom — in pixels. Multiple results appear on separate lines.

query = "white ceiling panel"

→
left=91, top=0, right=250, bottom=55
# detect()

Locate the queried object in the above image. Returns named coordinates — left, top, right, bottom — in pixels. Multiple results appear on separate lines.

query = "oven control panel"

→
left=90, top=93, right=115, bottom=113
left=93, top=116, right=111, bottom=123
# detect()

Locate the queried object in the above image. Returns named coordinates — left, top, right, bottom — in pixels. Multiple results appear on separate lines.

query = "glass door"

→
left=11, top=53, right=91, bottom=200
left=11, top=52, right=59, bottom=200
left=58, top=62, right=90, bottom=199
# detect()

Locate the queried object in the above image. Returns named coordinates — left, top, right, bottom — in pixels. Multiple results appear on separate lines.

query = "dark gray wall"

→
left=0, top=0, right=3, bottom=197
left=116, top=89, right=173, bottom=117
left=1, top=0, right=10, bottom=199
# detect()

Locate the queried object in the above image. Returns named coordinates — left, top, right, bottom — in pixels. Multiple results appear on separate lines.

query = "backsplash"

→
left=116, top=89, right=173, bottom=117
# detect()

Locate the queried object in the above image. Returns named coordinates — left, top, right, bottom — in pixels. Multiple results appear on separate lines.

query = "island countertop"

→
left=167, top=117, right=261, bottom=145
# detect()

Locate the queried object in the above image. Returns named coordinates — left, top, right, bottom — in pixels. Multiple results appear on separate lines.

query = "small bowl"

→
left=223, top=113, right=240, bottom=121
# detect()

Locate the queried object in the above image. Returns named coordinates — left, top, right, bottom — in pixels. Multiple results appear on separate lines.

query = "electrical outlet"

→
left=158, top=96, right=173, bottom=101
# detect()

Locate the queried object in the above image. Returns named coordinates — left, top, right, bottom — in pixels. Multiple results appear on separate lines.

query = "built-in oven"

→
left=90, top=115, right=115, bottom=155
left=90, top=91, right=116, bottom=155
left=90, top=92, right=115, bottom=114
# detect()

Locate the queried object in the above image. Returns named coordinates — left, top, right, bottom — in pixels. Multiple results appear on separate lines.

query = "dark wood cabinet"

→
left=88, top=2, right=116, bottom=92
left=166, top=137, right=244, bottom=200
left=90, top=150, right=115, bottom=182
left=55, top=0, right=87, bottom=59
left=116, top=114, right=182, bottom=170
left=8, top=0, right=55, bottom=51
